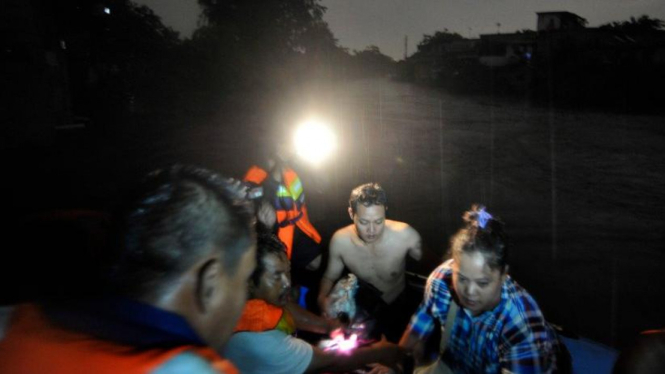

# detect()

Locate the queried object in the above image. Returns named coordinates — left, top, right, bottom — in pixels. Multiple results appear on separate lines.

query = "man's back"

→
left=0, top=165, right=256, bottom=374
left=0, top=303, right=235, bottom=374
left=225, top=329, right=313, bottom=374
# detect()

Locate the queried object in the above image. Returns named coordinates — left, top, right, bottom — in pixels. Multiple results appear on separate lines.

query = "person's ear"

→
left=348, top=207, right=354, bottom=220
left=196, top=258, right=223, bottom=313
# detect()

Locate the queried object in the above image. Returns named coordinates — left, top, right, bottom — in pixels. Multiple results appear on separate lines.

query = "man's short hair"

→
left=106, top=164, right=256, bottom=299
left=250, top=232, right=288, bottom=287
left=349, top=183, right=388, bottom=214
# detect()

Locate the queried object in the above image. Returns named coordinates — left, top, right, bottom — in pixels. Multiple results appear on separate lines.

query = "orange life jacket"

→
left=244, top=165, right=321, bottom=259
left=0, top=304, right=237, bottom=374
left=233, top=299, right=296, bottom=335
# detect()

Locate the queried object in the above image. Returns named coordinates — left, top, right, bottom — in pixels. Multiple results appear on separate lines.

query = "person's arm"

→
left=399, top=326, right=427, bottom=365
left=398, top=270, right=443, bottom=365
left=366, top=363, right=398, bottom=374
left=407, top=227, right=423, bottom=262
left=285, top=302, right=341, bottom=335
left=306, top=336, right=404, bottom=373
left=317, top=233, right=346, bottom=315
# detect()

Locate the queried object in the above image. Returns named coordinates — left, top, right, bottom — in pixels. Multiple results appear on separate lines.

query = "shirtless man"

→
left=317, top=183, right=422, bottom=342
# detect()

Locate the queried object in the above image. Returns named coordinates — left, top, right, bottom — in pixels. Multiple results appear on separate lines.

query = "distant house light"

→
left=104, top=7, right=111, bottom=14
left=60, top=40, right=67, bottom=50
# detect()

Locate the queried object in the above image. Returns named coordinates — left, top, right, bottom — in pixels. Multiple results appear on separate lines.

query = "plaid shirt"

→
left=408, top=260, right=558, bottom=374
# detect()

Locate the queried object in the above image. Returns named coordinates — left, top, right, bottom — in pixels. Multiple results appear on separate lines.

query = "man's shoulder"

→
left=153, top=351, right=230, bottom=374
left=330, top=225, right=356, bottom=247
left=386, top=220, right=419, bottom=241
left=227, top=329, right=312, bottom=353
left=230, top=328, right=288, bottom=340
left=225, top=330, right=313, bottom=374
left=385, top=219, right=409, bottom=229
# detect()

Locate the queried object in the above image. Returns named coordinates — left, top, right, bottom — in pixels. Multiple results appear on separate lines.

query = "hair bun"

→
left=463, top=204, right=493, bottom=229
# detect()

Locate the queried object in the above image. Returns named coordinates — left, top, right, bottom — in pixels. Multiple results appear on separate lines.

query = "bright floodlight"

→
left=293, top=119, right=336, bottom=165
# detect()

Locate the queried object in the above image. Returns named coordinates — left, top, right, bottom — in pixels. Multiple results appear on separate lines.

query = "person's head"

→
left=613, top=329, right=665, bottom=374
left=449, top=205, right=508, bottom=316
left=249, top=233, right=291, bottom=307
left=255, top=129, right=294, bottom=170
left=348, top=183, right=388, bottom=244
left=107, top=165, right=256, bottom=350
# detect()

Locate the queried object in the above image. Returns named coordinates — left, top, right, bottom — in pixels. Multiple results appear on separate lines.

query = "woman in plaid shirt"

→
left=399, top=205, right=562, bottom=373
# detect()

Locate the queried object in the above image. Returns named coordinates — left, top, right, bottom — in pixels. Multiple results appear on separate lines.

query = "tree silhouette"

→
left=193, top=0, right=340, bottom=89
left=351, top=46, right=395, bottom=77
left=599, top=15, right=665, bottom=33
left=35, top=0, right=181, bottom=119
left=416, top=30, right=464, bottom=54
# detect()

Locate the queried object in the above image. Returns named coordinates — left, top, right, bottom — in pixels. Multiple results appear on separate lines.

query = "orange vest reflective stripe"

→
left=243, top=165, right=321, bottom=259
left=0, top=304, right=237, bottom=374
left=233, top=299, right=295, bottom=335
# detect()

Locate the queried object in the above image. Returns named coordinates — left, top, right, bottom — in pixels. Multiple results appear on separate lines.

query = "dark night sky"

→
left=134, top=0, right=665, bottom=60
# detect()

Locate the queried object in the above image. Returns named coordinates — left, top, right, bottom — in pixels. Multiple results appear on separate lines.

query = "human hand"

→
left=225, top=178, right=249, bottom=201
left=256, top=200, right=276, bottom=228
left=371, top=335, right=394, bottom=349
left=326, top=317, right=344, bottom=334
left=410, top=339, right=426, bottom=366
left=371, top=336, right=404, bottom=366
left=319, top=296, right=332, bottom=318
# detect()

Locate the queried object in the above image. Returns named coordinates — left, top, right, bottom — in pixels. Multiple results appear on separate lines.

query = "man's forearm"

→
left=317, top=276, right=335, bottom=311
left=286, top=302, right=336, bottom=334
left=399, top=328, right=425, bottom=364
left=309, top=345, right=402, bottom=373
left=339, top=345, right=402, bottom=371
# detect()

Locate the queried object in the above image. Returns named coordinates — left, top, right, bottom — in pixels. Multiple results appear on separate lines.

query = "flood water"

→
left=4, top=78, right=664, bottom=347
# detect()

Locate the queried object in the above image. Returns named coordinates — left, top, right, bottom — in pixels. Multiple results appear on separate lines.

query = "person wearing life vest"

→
left=0, top=165, right=257, bottom=374
left=224, top=232, right=404, bottom=374
left=244, top=143, right=323, bottom=291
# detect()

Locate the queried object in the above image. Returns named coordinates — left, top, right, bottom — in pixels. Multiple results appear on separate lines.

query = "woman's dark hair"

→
left=349, top=183, right=388, bottom=214
left=250, top=232, right=288, bottom=287
left=449, top=204, right=509, bottom=273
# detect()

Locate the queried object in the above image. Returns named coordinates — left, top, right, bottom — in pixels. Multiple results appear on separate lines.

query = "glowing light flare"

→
left=318, top=328, right=361, bottom=354
left=329, top=330, right=359, bottom=353
left=293, top=120, right=336, bottom=165
left=337, top=333, right=358, bottom=352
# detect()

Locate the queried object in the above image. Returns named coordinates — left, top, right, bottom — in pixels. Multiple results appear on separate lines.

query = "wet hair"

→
left=250, top=232, right=288, bottom=287
left=449, top=204, right=508, bottom=273
left=106, top=164, right=256, bottom=299
left=349, top=183, right=388, bottom=214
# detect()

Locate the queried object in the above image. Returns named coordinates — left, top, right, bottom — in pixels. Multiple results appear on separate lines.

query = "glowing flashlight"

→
left=293, top=119, right=336, bottom=166
left=319, top=328, right=360, bottom=354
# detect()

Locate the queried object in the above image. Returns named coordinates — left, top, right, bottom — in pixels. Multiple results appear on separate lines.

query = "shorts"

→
left=355, top=278, right=422, bottom=343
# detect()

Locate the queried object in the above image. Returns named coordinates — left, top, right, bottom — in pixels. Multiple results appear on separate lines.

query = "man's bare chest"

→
left=341, top=246, right=407, bottom=278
